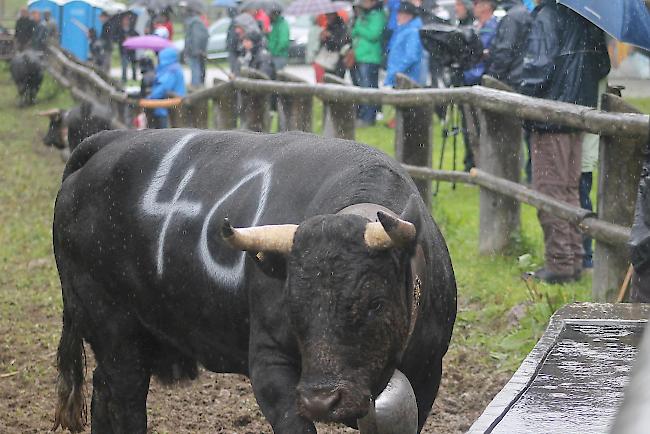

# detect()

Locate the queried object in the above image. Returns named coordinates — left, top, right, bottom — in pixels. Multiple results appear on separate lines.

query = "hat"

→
left=397, top=1, right=419, bottom=15
left=153, top=26, right=170, bottom=39
left=234, top=13, right=259, bottom=33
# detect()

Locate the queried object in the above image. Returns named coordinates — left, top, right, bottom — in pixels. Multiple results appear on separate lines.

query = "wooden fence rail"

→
left=42, top=44, right=650, bottom=301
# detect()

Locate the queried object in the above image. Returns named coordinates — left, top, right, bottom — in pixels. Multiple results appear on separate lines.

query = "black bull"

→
left=40, top=102, right=113, bottom=152
left=52, top=129, right=457, bottom=433
left=10, top=50, right=43, bottom=106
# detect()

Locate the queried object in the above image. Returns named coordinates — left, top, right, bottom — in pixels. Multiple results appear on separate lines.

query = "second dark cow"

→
left=10, top=49, right=43, bottom=106
left=40, top=101, right=113, bottom=155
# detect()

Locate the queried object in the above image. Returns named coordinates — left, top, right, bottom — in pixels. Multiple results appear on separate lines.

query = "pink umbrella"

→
left=122, top=35, right=173, bottom=52
left=284, top=0, right=348, bottom=16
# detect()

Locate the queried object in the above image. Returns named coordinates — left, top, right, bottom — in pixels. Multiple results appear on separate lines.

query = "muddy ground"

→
left=0, top=291, right=509, bottom=433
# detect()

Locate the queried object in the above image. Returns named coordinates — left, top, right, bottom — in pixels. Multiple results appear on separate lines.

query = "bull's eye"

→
left=369, top=299, right=384, bottom=315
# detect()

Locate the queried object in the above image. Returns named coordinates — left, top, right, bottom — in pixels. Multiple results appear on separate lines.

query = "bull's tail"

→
left=52, top=306, right=87, bottom=432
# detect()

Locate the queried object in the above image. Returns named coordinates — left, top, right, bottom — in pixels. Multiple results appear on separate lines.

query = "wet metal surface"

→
left=469, top=303, right=650, bottom=434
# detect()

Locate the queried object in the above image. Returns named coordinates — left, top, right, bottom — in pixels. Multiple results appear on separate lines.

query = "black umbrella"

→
left=103, top=10, right=138, bottom=41
left=239, top=0, right=283, bottom=13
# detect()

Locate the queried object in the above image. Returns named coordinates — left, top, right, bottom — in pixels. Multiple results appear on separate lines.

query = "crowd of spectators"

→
left=14, top=7, right=54, bottom=52
left=15, top=0, right=611, bottom=283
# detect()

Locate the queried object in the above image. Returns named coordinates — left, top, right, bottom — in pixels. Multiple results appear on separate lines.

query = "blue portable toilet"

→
left=61, top=0, right=96, bottom=61
left=28, top=0, right=64, bottom=44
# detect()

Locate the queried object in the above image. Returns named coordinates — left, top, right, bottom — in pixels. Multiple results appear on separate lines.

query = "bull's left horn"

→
left=364, top=212, right=416, bottom=250
left=221, top=218, right=298, bottom=254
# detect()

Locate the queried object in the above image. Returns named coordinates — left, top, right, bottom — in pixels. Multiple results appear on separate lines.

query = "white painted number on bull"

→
left=199, top=160, right=272, bottom=289
left=142, top=133, right=272, bottom=290
left=142, top=133, right=203, bottom=276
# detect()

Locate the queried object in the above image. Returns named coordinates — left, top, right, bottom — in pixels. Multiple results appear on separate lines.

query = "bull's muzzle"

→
left=357, top=370, right=418, bottom=434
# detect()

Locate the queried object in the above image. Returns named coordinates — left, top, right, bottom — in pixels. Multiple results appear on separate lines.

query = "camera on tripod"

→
left=419, top=23, right=483, bottom=87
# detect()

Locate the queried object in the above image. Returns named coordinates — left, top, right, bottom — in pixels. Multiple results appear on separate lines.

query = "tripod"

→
left=433, top=65, right=464, bottom=196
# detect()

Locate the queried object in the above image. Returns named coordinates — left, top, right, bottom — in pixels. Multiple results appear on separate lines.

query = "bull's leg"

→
left=408, top=354, right=444, bottom=432
left=87, top=314, right=152, bottom=434
left=249, top=332, right=316, bottom=433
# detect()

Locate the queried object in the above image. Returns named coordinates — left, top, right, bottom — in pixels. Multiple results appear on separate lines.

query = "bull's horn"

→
left=36, top=108, right=61, bottom=117
left=364, top=211, right=416, bottom=250
left=221, top=218, right=298, bottom=254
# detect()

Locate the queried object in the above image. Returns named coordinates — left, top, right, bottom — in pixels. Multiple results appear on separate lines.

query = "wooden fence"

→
left=43, top=45, right=650, bottom=302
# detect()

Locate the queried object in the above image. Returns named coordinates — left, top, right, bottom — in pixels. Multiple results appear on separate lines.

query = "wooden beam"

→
left=322, top=74, right=355, bottom=139
left=477, top=77, right=522, bottom=254
left=593, top=94, right=646, bottom=301
left=239, top=68, right=271, bottom=132
left=211, top=79, right=237, bottom=130
left=394, top=73, right=433, bottom=209
left=228, top=78, right=649, bottom=139
left=275, top=71, right=312, bottom=132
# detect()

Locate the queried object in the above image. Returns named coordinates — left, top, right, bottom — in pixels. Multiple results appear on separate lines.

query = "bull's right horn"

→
left=364, top=212, right=416, bottom=250
left=221, top=218, right=298, bottom=254
left=36, top=108, right=62, bottom=117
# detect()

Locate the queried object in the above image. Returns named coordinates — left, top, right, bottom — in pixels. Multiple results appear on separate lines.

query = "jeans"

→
left=121, top=53, right=136, bottom=82
left=272, top=56, right=287, bottom=71
left=579, top=172, right=594, bottom=268
left=532, top=132, right=584, bottom=275
left=355, top=63, right=379, bottom=124
left=189, top=55, right=204, bottom=87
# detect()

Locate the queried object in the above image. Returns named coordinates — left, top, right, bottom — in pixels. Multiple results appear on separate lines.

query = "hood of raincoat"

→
left=157, top=47, right=180, bottom=72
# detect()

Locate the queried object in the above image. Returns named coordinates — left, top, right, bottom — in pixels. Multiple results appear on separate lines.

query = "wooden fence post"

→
left=168, top=106, right=185, bottom=127
left=593, top=94, right=646, bottom=301
left=322, top=73, right=355, bottom=140
left=394, top=73, right=433, bottom=209
left=476, top=77, right=522, bottom=254
left=276, top=70, right=313, bottom=132
left=212, top=79, right=237, bottom=130
left=185, top=97, right=209, bottom=129
left=239, top=67, right=271, bottom=132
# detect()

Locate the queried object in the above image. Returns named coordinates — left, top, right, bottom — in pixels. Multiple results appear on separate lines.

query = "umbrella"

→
left=103, top=10, right=138, bottom=42
left=129, top=0, right=176, bottom=12
left=213, top=0, right=239, bottom=7
left=178, top=0, right=206, bottom=13
left=557, top=0, right=650, bottom=51
left=123, top=35, right=173, bottom=51
left=284, top=0, right=348, bottom=16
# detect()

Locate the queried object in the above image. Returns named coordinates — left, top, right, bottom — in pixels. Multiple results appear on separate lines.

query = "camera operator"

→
left=460, top=0, right=497, bottom=171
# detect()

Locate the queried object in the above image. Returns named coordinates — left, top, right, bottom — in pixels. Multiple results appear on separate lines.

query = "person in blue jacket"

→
left=148, top=47, right=186, bottom=129
left=384, top=2, right=423, bottom=87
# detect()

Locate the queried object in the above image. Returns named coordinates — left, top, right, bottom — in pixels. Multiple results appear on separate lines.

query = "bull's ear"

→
left=250, top=251, right=287, bottom=280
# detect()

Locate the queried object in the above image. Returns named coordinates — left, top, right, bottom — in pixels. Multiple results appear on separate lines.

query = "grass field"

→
left=1, top=61, right=648, bottom=432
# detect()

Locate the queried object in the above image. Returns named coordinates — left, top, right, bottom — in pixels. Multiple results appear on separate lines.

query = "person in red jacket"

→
left=158, top=11, right=174, bottom=40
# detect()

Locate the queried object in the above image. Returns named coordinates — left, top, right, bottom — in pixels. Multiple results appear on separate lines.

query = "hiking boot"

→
left=530, top=268, right=574, bottom=284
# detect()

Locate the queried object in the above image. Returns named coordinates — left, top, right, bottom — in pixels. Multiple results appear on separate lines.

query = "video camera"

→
left=419, top=23, right=483, bottom=84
